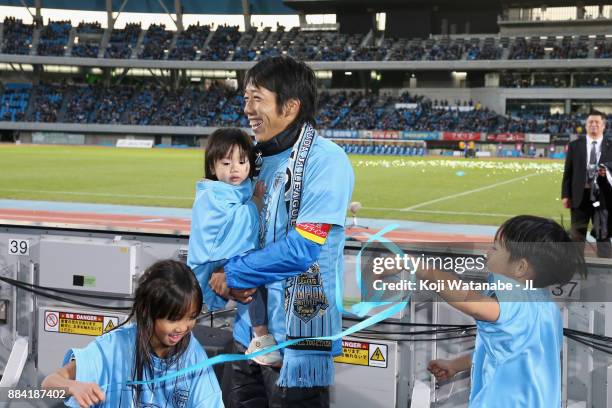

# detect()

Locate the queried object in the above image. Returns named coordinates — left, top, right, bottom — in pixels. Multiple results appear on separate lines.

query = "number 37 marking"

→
left=8, top=239, right=29, bottom=256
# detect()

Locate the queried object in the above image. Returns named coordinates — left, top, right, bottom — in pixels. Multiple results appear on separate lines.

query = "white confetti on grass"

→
left=353, top=159, right=563, bottom=173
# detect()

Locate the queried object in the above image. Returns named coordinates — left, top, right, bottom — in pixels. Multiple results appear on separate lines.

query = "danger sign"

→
left=44, top=311, right=59, bottom=332
left=334, top=340, right=388, bottom=368
left=44, top=310, right=119, bottom=337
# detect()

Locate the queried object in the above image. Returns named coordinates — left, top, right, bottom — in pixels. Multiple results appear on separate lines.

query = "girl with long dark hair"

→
left=42, top=259, right=223, bottom=407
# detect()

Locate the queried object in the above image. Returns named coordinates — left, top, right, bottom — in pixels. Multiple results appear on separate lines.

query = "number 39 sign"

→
left=8, top=239, right=30, bottom=256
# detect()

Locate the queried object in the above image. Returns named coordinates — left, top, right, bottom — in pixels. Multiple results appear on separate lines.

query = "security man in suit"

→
left=562, top=109, right=611, bottom=257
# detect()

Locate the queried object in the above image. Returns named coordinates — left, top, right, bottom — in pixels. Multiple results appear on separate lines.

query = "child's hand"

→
left=252, top=181, right=266, bottom=212
left=427, top=359, right=458, bottom=381
left=68, top=381, right=105, bottom=408
left=253, top=181, right=267, bottom=199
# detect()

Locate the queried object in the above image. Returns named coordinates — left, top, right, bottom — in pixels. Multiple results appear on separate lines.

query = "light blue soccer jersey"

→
left=470, top=273, right=563, bottom=407
left=63, top=324, right=223, bottom=408
left=204, top=136, right=354, bottom=351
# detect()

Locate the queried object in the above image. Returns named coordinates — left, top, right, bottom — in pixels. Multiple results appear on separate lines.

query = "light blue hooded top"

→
left=187, top=179, right=260, bottom=309
left=470, top=273, right=563, bottom=407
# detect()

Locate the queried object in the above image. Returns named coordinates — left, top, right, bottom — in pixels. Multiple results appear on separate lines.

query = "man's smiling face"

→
left=243, top=83, right=296, bottom=143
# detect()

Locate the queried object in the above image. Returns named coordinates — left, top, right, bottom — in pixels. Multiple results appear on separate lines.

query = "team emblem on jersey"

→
left=291, top=264, right=329, bottom=324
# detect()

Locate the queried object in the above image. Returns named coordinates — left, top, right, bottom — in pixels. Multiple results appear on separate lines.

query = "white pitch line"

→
left=360, top=207, right=562, bottom=220
left=362, top=207, right=515, bottom=217
left=401, top=173, right=540, bottom=211
left=0, top=188, right=192, bottom=200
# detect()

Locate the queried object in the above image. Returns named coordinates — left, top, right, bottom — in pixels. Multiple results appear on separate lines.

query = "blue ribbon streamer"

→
left=102, top=224, right=409, bottom=390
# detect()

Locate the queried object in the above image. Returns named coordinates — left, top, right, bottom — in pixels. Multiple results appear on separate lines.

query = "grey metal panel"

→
left=38, top=236, right=141, bottom=295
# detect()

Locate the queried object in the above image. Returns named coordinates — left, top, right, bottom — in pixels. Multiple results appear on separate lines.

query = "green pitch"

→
left=0, top=145, right=569, bottom=226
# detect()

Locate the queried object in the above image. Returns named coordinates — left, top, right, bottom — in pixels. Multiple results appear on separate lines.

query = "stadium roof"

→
left=284, top=0, right=609, bottom=13
left=0, top=0, right=295, bottom=14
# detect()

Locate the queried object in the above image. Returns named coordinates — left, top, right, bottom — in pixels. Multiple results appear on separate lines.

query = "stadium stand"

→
left=105, top=23, right=141, bottom=59
left=199, top=25, right=241, bottom=61
left=168, top=23, right=211, bottom=60
left=2, top=17, right=33, bottom=55
left=71, top=21, right=103, bottom=58
left=3, top=17, right=612, bottom=61
left=139, top=24, right=173, bottom=60
left=37, top=20, right=71, bottom=56
left=2, top=83, right=609, bottom=139
left=0, top=83, right=31, bottom=122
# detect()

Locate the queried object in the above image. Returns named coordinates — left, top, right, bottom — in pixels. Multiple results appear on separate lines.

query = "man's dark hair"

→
left=204, top=128, right=255, bottom=180
left=495, top=215, right=586, bottom=287
left=587, top=109, right=607, bottom=121
left=244, top=55, right=317, bottom=126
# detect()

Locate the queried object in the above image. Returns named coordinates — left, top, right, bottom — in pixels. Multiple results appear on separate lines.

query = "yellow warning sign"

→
left=335, top=340, right=388, bottom=368
left=334, top=340, right=369, bottom=366
left=104, top=320, right=115, bottom=332
left=43, top=311, right=120, bottom=337
left=59, top=312, right=104, bottom=336
left=371, top=347, right=385, bottom=362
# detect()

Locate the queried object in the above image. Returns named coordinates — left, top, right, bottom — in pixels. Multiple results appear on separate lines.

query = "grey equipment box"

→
left=39, top=236, right=141, bottom=295
left=331, top=336, right=410, bottom=408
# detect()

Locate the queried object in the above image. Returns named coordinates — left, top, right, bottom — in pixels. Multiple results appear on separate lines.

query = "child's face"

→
left=150, top=303, right=199, bottom=357
left=486, top=241, right=519, bottom=279
left=213, top=145, right=250, bottom=186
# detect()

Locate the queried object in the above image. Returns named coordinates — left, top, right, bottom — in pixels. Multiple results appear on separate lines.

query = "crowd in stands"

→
left=466, top=39, right=502, bottom=60
left=0, top=83, right=30, bottom=121
left=509, top=37, right=545, bottom=60
left=139, top=24, right=173, bottom=60
left=76, top=21, right=102, bottom=35
left=71, top=21, right=103, bottom=58
left=2, top=82, right=610, bottom=137
left=199, top=25, right=241, bottom=61
left=3, top=16, right=612, bottom=62
left=169, top=23, right=210, bottom=60
left=595, top=38, right=612, bottom=58
left=37, top=20, right=71, bottom=56
left=2, top=17, right=33, bottom=55
left=71, top=43, right=99, bottom=58
left=550, top=37, right=589, bottom=59
left=105, top=23, right=140, bottom=59
left=574, top=73, right=612, bottom=87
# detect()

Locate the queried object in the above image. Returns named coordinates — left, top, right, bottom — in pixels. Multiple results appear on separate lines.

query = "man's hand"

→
left=229, top=288, right=256, bottom=304
left=562, top=197, right=571, bottom=209
left=209, top=268, right=257, bottom=303
left=209, top=269, right=230, bottom=299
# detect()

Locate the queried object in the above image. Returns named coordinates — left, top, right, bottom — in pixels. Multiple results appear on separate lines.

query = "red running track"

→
left=0, top=208, right=493, bottom=242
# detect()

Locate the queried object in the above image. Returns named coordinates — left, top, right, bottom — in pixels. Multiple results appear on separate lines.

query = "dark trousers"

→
left=571, top=188, right=612, bottom=258
left=248, top=286, right=268, bottom=327
left=224, top=341, right=330, bottom=408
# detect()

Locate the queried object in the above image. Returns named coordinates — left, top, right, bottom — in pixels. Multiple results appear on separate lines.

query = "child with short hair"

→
left=187, top=128, right=281, bottom=366
left=422, top=215, right=586, bottom=407
left=42, top=259, right=223, bottom=408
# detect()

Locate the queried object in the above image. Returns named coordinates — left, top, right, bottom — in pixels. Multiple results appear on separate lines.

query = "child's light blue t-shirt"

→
left=63, top=324, right=224, bottom=408
left=470, top=273, right=563, bottom=407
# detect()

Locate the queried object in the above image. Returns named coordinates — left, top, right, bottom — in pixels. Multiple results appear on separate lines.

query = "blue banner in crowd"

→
left=400, top=131, right=441, bottom=141
left=321, top=129, right=441, bottom=141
